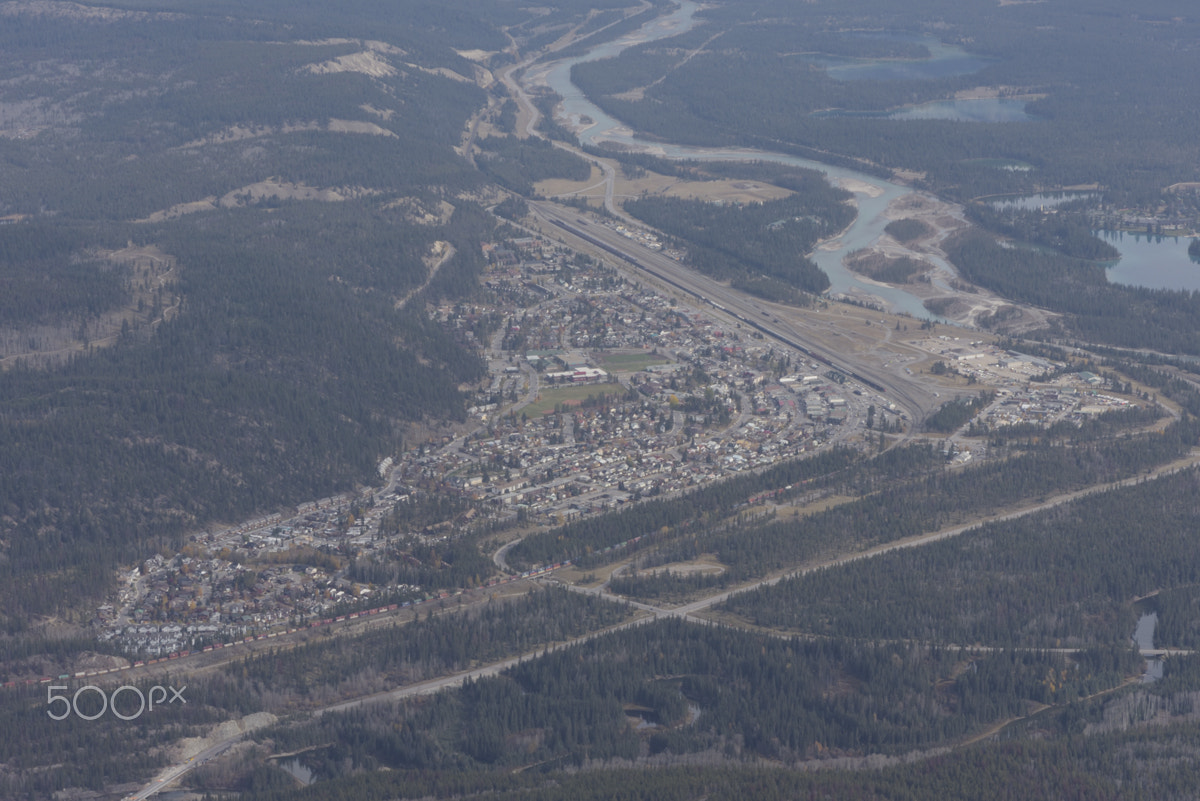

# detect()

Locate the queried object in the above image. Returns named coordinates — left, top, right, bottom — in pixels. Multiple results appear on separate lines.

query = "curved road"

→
left=129, top=444, right=1200, bottom=799
left=125, top=7, right=1176, bottom=797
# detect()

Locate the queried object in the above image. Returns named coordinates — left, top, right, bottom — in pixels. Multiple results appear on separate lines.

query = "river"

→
left=531, top=2, right=1200, bottom=312
left=531, top=0, right=938, bottom=318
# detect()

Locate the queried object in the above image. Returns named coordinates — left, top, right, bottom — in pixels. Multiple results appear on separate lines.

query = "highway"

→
left=527, top=200, right=947, bottom=425
left=497, top=9, right=944, bottom=426
left=128, top=151, right=954, bottom=801
left=126, top=444, right=1200, bottom=799
left=504, top=8, right=955, bottom=428
left=124, top=735, right=242, bottom=801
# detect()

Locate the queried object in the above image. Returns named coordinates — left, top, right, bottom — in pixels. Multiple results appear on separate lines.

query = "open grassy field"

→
left=533, top=161, right=795, bottom=207
left=525, top=383, right=623, bottom=416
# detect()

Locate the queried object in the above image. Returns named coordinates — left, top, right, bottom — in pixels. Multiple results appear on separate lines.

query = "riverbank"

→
left=515, top=0, right=1064, bottom=332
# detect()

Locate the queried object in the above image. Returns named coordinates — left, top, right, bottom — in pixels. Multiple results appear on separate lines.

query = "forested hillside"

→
left=0, top=0, right=591, bottom=624
left=0, top=201, right=494, bottom=619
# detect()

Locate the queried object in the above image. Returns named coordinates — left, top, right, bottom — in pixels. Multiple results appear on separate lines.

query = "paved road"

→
left=493, top=537, right=523, bottom=573
left=561, top=447, right=1200, bottom=627
left=129, top=445, right=1200, bottom=799
left=528, top=200, right=944, bottom=425
left=496, top=1, right=947, bottom=427
left=125, top=732, right=244, bottom=800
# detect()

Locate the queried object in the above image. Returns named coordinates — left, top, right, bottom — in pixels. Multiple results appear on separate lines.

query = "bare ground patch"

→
left=563, top=172, right=798, bottom=206
left=833, top=177, right=885, bottom=198
left=536, top=165, right=606, bottom=199
left=327, top=119, right=396, bottom=136
left=953, top=85, right=1046, bottom=101
left=135, top=179, right=381, bottom=223
left=175, top=119, right=395, bottom=150
left=304, top=50, right=398, bottom=78
left=656, top=178, right=792, bottom=204
left=556, top=166, right=795, bottom=207
left=383, top=197, right=456, bottom=226
left=649, top=559, right=724, bottom=576
left=0, top=244, right=179, bottom=369
left=839, top=190, right=1056, bottom=333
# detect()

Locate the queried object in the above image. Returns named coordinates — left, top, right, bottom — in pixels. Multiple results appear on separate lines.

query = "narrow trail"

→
left=394, top=242, right=456, bottom=309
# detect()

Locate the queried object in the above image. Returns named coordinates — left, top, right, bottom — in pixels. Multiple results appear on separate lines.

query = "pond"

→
left=1133, top=612, right=1163, bottom=684
left=277, top=757, right=316, bottom=786
left=812, top=34, right=992, bottom=82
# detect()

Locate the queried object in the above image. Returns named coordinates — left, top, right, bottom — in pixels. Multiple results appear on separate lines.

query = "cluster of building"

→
left=109, top=232, right=1130, bottom=655
left=921, top=337, right=1142, bottom=430
left=982, top=385, right=1133, bottom=429
left=436, top=362, right=840, bottom=519
left=94, top=231, right=890, bottom=654
left=95, top=494, right=431, bottom=655
left=609, top=222, right=663, bottom=251
left=923, top=337, right=1053, bottom=384
left=420, top=246, right=884, bottom=519
left=96, top=223, right=1155, bottom=656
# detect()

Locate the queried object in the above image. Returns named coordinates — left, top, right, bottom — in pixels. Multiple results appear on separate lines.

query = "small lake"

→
left=815, top=97, right=1033, bottom=123
left=987, top=192, right=1097, bottom=211
left=1133, top=612, right=1163, bottom=684
left=814, top=35, right=991, bottom=82
left=1101, top=231, right=1200, bottom=293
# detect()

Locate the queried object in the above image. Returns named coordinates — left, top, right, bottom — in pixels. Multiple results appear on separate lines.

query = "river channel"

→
left=530, top=2, right=1200, bottom=313
left=531, top=0, right=936, bottom=317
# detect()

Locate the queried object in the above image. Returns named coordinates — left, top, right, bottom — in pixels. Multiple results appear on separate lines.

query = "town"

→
left=94, top=227, right=1144, bottom=658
